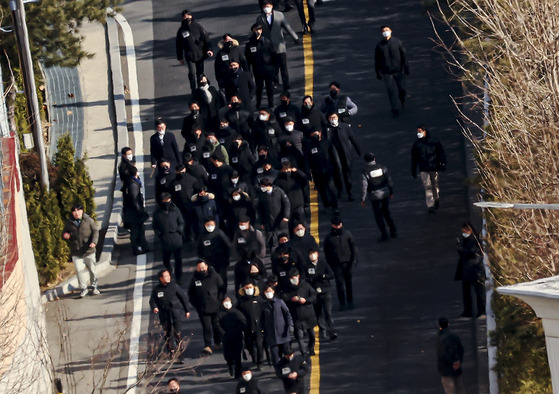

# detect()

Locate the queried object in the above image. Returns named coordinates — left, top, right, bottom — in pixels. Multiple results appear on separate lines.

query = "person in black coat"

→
left=280, top=117, right=305, bottom=155
left=217, top=296, right=247, bottom=378
left=436, top=317, right=465, bottom=393
left=274, top=161, right=308, bottom=228
left=298, top=95, right=328, bottom=138
left=183, top=126, right=206, bottom=164
left=280, top=268, right=317, bottom=359
left=154, top=158, right=177, bottom=204
left=170, top=164, right=198, bottom=244
left=276, top=347, right=308, bottom=394
left=234, top=253, right=267, bottom=294
left=214, top=34, right=249, bottom=90
left=237, top=280, right=265, bottom=369
left=274, top=91, right=301, bottom=130
left=184, top=152, right=208, bottom=187
left=216, top=120, right=239, bottom=152
left=149, top=269, right=191, bottom=358
left=261, top=285, right=293, bottom=368
left=235, top=369, right=266, bottom=394
left=252, top=108, right=283, bottom=160
left=257, top=178, right=291, bottom=251
left=232, top=216, right=267, bottom=261
left=122, top=170, right=149, bottom=255
left=302, top=247, right=337, bottom=341
left=153, top=193, right=185, bottom=283
left=374, top=25, right=410, bottom=117
left=320, top=81, right=358, bottom=124
left=221, top=96, right=254, bottom=143
left=245, top=24, right=276, bottom=109
left=118, top=147, right=136, bottom=185
left=188, top=260, right=224, bottom=354
left=150, top=118, right=182, bottom=172
left=190, top=186, right=219, bottom=238
left=326, top=112, right=361, bottom=201
left=455, top=223, right=485, bottom=318
left=196, top=217, right=231, bottom=295
left=224, top=60, right=256, bottom=114
left=411, top=125, right=447, bottom=213
left=303, top=129, right=340, bottom=212
left=192, top=74, right=224, bottom=132
left=180, top=102, right=204, bottom=142
left=323, top=216, right=357, bottom=311
left=290, top=222, right=318, bottom=259
left=271, top=243, right=304, bottom=292
left=175, top=9, right=213, bottom=92
left=229, top=135, right=256, bottom=185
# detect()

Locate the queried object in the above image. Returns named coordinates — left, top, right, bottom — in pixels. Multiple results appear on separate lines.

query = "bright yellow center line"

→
left=302, top=2, right=320, bottom=393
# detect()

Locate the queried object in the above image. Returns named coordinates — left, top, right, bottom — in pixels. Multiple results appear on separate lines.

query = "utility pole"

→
left=10, top=0, right=49, bottom=191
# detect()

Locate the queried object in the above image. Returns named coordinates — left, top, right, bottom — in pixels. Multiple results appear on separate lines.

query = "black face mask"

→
left=191, top=109, right=199, bottom=116
left=258, top=154, right=267, bottom=161
left=161, top=201, right=171, bottom=210
left=303, top=103, right=312, bottom=110
left=280, top=99, right=289, bottom=107
left=231, top=67, right=239, bottom=74
left=196, top=270, right=208, bottom=278
left=199, top=82, right=208, bottom=87
left=198, top=194, right=209, bottom=202
left=331, top=227, right=342, bottom=235
left=311, top=134, right=320, bottom=141
left=231, top=102, right=241, bottom=110
left=329, top=89, right=338, bottom=98
left=224, top=41, right=232, bottom=49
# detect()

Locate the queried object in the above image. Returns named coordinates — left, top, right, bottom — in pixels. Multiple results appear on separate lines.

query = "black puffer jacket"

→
left=176, top=19, right=212, bottom=62
left=280, top=280, right=317, bottom=329
left=188, top=267, right=224, bottom=314
left=152, top=202, right=184, bottom=251
left=411, top=131, right=447, bottom=175
left=323, top=228, right=357, bottom=265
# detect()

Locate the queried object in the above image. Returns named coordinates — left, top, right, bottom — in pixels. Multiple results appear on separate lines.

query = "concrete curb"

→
left=41, top=17, right=128, bottom=304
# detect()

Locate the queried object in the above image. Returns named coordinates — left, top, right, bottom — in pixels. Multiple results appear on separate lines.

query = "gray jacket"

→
left=361, top=162, right=394, bottom=201
left=256, top=10, right=298, bottom=54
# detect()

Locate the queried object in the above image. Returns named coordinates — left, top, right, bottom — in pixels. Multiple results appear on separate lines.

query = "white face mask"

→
left=417, top=132, right=424, bottom=139
left=260, top=186, right=268, bottom=193
left=242, top=373, right=252, bottom=382
left=231, top=178, right=239, bottom=184
left=223, top=301, right=232, bottom=310
left=245, top=288, right=255, bottom=296
left=290, top=277, right=299, bottom=286
left=233, top=194, right=241, bottom=201
left=382, top=31, right=391, bottom=38
left=158, top=129, right=165, bottom=136
left=126, top=154, right=133, bottom=161
left=295, top=229, right=305, bottom=237
left=263, top=6, right=272, bottom=14
left=264, top=291, right=274, bottom=299
left=285, top=124, right=294, bottom=132
left=329, top=120, right=338, bottom=127
left=259, top=113, right=269, bottom=121
left=205, top=225, right=216, bottom=233
left=462, top=232, right=470, bottom=238
left=239, top=224, right=248, bottom=231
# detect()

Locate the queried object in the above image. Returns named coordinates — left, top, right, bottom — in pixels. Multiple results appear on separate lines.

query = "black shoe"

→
left=428, top=207, right=436, bottom=214
left=399, top=90, right=406, bottom=107
left=377, top=235, right=390, bottom=242
left=434, top=199, right=440, bottom=209
left=228, top=364, right=234, bottom=376
left=330, top=332, right=338, bottom=341
left=392, top=109, right=400, bottom=118
left=303, top=25, right=309, bottom=34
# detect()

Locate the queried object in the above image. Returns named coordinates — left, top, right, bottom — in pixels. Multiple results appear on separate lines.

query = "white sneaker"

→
left=79, top=289, right=88, bottom=298
left=92, top=287, right=100, bottom=296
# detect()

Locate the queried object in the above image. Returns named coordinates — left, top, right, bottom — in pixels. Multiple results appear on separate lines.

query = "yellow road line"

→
left=302, top=2, right=321, bottom=392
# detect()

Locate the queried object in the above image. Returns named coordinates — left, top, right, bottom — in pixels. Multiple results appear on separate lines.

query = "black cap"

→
left=330, top=216, right=342, bottom=225
left=364, top=152, right=375, bottom=163
left=283, top=116, right=294, bottom=123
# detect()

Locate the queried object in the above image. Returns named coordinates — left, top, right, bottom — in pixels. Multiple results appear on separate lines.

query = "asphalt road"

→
left=121, top=0, right=489, bottom=392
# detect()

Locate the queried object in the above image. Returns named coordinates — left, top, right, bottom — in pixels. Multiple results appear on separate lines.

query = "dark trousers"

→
left=333, top=159, right=353, bottom=198
left=224, top=337, right=244, bottom=378
left=162, top=248, right=183, bottom=283
left=294, top=326, right=315, bottom=357
left=274, top=52, right=290, bottom=89
left=295, top=0, right=315, bottom=28
left=382, top=72, right=406, bottom=111
left=255, top=73, right=275, bottom=108
left=161, top=317, right=183, bottom=355
left=129, top=222, right=148, bottom=254
left=270, top=343, right=289, bottom=368
left=313, top=174, right=338, bottom=210
left=199, top=312, right=221, bottom=347
left=314, top=291, right=335, bottom=337
left=245, top=330, right=264, bottom=365
left=332, top=262, right=353, bottom=306
left=462, top=279, right=485, bottom=316
left=371, top=198, right=396, bottom=237
left=186, top=59, right=205, bottom=92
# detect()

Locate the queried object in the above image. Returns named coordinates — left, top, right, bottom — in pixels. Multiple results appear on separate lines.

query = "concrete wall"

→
left=0, top=136, right=53, bottom=392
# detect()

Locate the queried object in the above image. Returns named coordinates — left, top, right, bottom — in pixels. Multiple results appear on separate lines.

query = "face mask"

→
left=242, top=373, right=252, bottom=382
left=197, top=269, right=207, bottom=277
left=265, top=291, right=274, bottom=300
left=232, top=194, right=241, bottom=201
left=260, top=186, right=268, bottom=193
left=239, top=224, right=248, bottom=231
left=161, top=201, right=171, bottom=210
left=205, top=225, right=216, bottom=233
left=417, top=132, right=424, bottom=138
left=231, top=178, right=239, bottom=185
left=191, top=109, right=199, bottom=115
left=231, top=67, right=239, bottom=73
left=281, top=99, right=289, bottom=106
left=259, top=114, right=269, bottom=122
left=231, top=102, right=240, bottom=110
left=462, top=232, right=470, bottom=238
left=312, top=134, right=320, bottom=141
left=263, top=6, right=272, bottom=14
left=126, top=154, right=133, bottom=161
left=245, top=288, right=254, bottom=296
left=223, top=301, right=232, bottom=309
left=382, top=31, right=391, bottom=38
left=209, top=138, right=218, bottom=145
left=225, top=41, right=232, bottom=49
left=158, top=129, right=165, bottom=136
left=329, top=89, right=338, bottom=98
left=285, top=124, right=294, bottom=132
left=258, top=154, right=267, bottom=161
left=295, top=229, right=305, bottom=237
left=303, top=103, right=312, bottom=110
left=290, top=277, right=299, bottom=286
left=200, top=82, right=208, bottom=87
left=330, top=120, right=338, bottom=127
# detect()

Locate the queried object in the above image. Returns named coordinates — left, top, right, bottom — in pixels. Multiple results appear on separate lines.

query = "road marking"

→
left=302, top=2, right=321, bottom=392
left=110, top=10, right=146, bottom=393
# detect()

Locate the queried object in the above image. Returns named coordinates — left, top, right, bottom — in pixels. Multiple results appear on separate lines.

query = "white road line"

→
left=110, top=10, right=146, bottom=393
